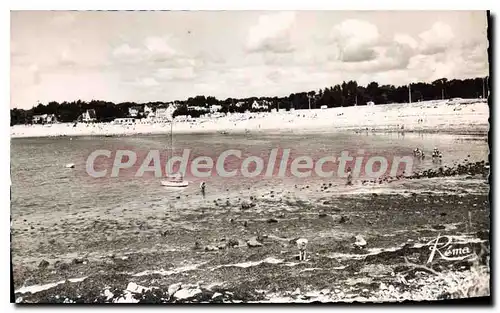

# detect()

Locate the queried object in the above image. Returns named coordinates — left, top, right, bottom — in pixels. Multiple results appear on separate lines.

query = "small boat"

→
left=161, top=119, right=189, bottom=188
left=161, top=179, right=189, bottom=188
left=161, top=173, right=188, bottom=188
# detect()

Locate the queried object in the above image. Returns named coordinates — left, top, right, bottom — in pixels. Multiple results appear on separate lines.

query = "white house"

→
left=113, top=117, right=135, bottom=125
left=210, top=104, right=222, bottom=113
left=155, top=108, right=170, bottom=121
left=154, top=104, right=177, bottom=122
left=144, top=105, right=154, bottom=115
left=81, top=109, right=97, bottom=122
left=235, top=101, right=245, bottom=108
left=128, top=106, right=140, bottom=117
left=251, top=100, right=269, bottom=111
left=32, top=114, right=58, bottom=124
left=320, top=105, right=328, bottom=109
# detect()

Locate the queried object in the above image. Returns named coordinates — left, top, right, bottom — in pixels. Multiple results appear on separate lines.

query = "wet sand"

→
left=12, top=160, right=490, bottom=303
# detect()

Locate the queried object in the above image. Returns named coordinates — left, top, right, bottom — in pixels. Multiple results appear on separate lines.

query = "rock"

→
left=338, top=216, right=348, bottom=224
left=476, top=230, right=489, bottom=240
left=432, top=224, right=446, bottom=230
left=204, top=245, right=218, bottom=251
left=72, top=258, right=85, bottom=264
left=379, top=282, right=387, bottom=290
left=217, top=242, right=227, bottom=250
left=353, top=235, right=367, bottom=248
left=193, top=242, right=201, bottom=250
left=168, top=283, right=182, bottom=296
left=320, top=288, right=330, bottom=295
left=247, top=237, right=263, bottom=247
left=38, top=259, right=49, bottom=269
left=173, top=288, right=202, bottom=300
left=126, top=282, right=150, bottom=294
left=241, top=201, right=256, bottom=209
left=227, top=238, right=239, bottom=248
left=56, top=262, right=69, bottom=270
left=318, top=213, right=328, bottom=218
left=212, top=292, right=223, bottom=300
left=266, top=218, right=278, bottom=223
left=292, top=288, right=301, bottom=295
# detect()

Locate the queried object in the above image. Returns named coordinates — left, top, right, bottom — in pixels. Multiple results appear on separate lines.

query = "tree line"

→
left=10, top=77, right=488, bottom=125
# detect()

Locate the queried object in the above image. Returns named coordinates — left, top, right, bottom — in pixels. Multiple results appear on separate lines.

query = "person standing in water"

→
left=346, top=167, right=353, bottom=186
left=200, top=181, right=206, bottom=197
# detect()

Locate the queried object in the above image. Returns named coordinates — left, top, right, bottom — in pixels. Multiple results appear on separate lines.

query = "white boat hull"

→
left=161, top=180, right=189, bottom=188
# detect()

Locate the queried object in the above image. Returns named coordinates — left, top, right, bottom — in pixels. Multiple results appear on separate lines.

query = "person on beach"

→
left=200, top=181, right=206, bottom=197
left=346, top=167, right=353, bottom=186
left=432, top=147, right=442, bottom=162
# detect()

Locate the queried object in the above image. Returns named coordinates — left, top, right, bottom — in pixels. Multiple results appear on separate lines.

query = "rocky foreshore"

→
left=12, top=157, right=490, bottom=304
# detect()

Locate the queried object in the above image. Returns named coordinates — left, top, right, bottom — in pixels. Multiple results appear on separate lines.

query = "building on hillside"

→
left=128, top=106, right=141, bottom=118
left=145, top=111, right=156, bottom=120
left=251, top=100, right=269, bottom=111
left=113, top=117, right=135, bottom=125
left=144, top=105, right=154, bottom=115
left=80, top=109, right=97, bottom=123
left=32, top=114, right=58, bottom=124
left=320, top=105, right=328, bottom=109
left=155, top=108, right=170, bottom=121
left=210, top=104, right=222, bottom=113
left=154, top=104, right=177, bottom=122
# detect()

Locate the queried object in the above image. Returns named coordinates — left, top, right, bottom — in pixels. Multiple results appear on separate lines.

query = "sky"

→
left=11, top=10, right=489, bottom=109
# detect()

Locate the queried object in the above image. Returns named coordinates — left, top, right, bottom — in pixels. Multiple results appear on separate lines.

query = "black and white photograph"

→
left=9, top=9, right=491, bottom=304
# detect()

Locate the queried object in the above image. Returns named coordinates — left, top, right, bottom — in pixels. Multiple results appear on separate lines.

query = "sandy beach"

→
left=11, top=98, right=489, bottom=139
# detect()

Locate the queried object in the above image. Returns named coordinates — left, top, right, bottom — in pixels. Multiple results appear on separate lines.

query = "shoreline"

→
left=11, top=99, right=489, bottom=139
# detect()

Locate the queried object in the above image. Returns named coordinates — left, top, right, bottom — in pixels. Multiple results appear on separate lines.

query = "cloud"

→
left=58, top=49, right=77, bottom=67
left=330, top=19, right=380, bottom=63
left=135, top=77, right=160, bottom=87
left=144, top=36, right=177, bottom=62
left=382, top=33, right=419, bottom=69
left=155, top=67, right=196, bottom=81
left=340, top=47, right=378, bottom=63
left=246, top=11, right=296, bottom=53
left=112, top=36, right=178, bottom=64
left=113, top=43, right=141, bottom=58
left=418, top=22, right=455, bottom=55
